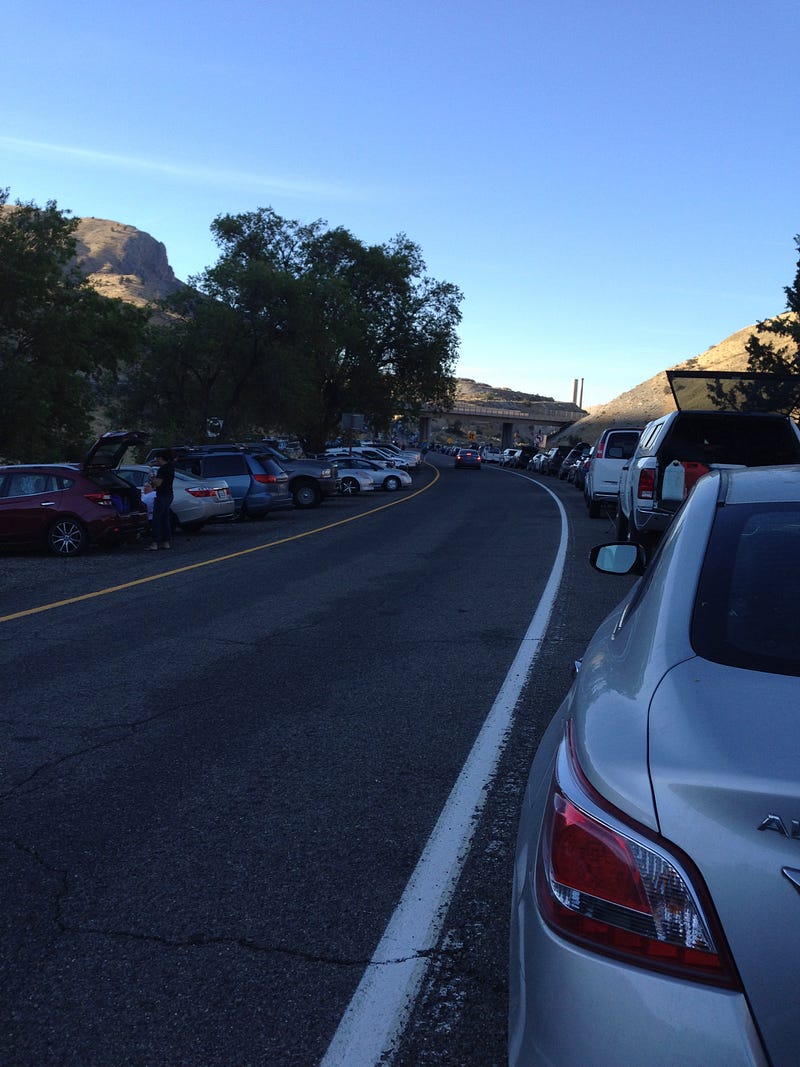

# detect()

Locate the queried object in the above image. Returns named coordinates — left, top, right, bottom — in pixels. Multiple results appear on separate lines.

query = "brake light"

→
left=637, top=468, right=656, bottom=500
left=253, top=473, right=278, bottom=484
left=595, top=439, right=605, bottom=459
left=536, top=726, right=739, bottom=987
left=84, top=492, right=113, bottom=507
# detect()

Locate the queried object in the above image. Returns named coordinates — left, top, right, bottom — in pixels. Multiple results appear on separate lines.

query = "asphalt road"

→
left=0, top=455, right=634, bottom=1066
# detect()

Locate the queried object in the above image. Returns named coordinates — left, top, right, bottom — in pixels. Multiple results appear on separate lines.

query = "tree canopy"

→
left=116, top=208, right=462, bottom=451
left=0, top=190, right=148, bottom=461
left=1, top=197, right=462, bottom=458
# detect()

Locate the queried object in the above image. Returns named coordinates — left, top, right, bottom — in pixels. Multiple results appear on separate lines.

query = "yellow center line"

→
left=0, top=464, right=441, bottom=625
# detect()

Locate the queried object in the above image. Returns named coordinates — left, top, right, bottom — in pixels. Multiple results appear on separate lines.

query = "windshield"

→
left=692, top=502, right=800, bottom=676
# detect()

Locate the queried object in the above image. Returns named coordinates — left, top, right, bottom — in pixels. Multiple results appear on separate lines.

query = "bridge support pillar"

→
left=418, top=415, right=432, bottom=443
left=500, top=422, right=515, bottom=448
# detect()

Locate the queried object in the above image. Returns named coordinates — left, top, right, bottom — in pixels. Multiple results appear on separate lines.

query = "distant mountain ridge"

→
left=8, top=211, right=778, bottom=436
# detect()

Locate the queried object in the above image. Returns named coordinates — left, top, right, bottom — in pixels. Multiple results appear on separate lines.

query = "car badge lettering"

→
left=758, top=814, right=800, bottom=838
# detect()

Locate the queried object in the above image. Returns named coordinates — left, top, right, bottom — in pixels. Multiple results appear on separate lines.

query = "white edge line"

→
left=321, top=476, right=568, bottom=1066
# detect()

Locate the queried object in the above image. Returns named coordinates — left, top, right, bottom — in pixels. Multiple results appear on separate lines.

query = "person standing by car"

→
left=149, top=449, right=174, bottom=549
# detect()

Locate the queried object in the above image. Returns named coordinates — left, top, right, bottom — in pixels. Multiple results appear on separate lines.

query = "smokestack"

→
left=572, top=378, right=578, bottom=404
left=578, top=378, right=584, bottom=408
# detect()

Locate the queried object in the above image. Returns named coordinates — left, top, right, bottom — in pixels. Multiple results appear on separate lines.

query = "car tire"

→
left=383, top=475, right=401, bottom=491
left=48, top=518, right=88, bottom=556
left=293, top=481, right=322, bottom=509
left=341, top=477, right=360, bottom=496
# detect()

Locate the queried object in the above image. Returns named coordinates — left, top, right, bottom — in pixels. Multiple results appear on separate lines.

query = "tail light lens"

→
left=595, top=439, right=606, bottom=459
left=536, top=725, right=739, bottom=988
left=637, top=468, right=656, bottom=500
left=186, top=487, right=217, bottom=497
left=84, top=492, right=113, bottom=507
left=253, top=473, right=278, bottom=484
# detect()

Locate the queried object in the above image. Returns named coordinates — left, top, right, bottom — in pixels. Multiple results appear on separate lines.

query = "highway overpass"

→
left=418, top=399, right=587, bottom=447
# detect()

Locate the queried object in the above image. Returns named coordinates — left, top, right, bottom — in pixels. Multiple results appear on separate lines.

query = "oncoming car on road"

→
left=510, top=463, right=800, bottom=1067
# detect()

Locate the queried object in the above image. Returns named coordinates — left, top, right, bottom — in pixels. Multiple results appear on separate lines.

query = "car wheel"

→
left=384, top=475, right=401, bottom=491
left=48, top=518, right=88, bottom=556
left=615, top=505, right=629, bottom=540
left=293, top=481, right=322, bottom=509
left=341, top=477, right=360, bottom=496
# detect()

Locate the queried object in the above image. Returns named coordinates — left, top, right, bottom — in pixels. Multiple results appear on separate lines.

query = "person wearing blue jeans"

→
left=149, top=449, right=175, bottom=549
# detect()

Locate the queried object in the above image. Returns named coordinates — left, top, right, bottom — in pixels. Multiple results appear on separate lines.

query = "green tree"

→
left=133, top=208, right=462, bottom=450
left=0, top=190, right=148, bottom=460
left=742, top=236, right=800, bottom=413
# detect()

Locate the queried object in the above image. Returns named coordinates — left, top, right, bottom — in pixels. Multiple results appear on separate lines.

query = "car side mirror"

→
left=589, top=542, right=648, bottom=575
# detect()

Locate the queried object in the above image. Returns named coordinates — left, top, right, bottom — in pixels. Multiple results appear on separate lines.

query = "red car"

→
left=0, top=431, right=149, bottom=556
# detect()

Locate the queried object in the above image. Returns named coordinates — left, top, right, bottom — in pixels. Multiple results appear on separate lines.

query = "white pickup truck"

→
left=616, top=370, right=800, bottom=549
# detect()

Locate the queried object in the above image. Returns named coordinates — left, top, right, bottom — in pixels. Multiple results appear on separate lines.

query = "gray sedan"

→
left=510, top=464, right=800, bottom=1067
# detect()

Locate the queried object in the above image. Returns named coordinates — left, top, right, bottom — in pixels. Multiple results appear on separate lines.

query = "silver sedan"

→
left=510, top=464, right=800, bottom=1067
left=117, top=465, right=235, bottom=529
left=323, top=455, right=410, bottom=492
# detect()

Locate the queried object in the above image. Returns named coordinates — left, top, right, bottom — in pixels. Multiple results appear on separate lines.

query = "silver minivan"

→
left=584, top=426, right=642, bottom=517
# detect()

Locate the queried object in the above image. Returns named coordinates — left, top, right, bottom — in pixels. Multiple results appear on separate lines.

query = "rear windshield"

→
left=604, top=431, right=640, bottom=459
left=692, top=502, right=800, bottom=676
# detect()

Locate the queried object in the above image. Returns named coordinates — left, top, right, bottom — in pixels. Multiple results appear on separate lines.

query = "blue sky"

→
left=4, top=0, right=799, bottom=407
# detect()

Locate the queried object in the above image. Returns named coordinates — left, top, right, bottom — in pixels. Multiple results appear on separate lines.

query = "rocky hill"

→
left=71, top=216, right=184, bottom=306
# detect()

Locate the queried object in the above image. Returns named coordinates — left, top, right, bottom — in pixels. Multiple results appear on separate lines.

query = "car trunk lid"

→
left=666, top=369, right=800, bottom=414
left=649, top=658, right=800, bottom=1066
left=83, top=430, right=147, bottom=469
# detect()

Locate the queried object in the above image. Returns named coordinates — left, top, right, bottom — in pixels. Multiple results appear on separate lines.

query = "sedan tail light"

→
left=253, top=473, right=279, bottom=484
left=536, top=724, right=740, bottom=988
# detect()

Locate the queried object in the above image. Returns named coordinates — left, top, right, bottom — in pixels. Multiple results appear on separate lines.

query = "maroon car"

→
left=0, top=431, right=149, bottom=556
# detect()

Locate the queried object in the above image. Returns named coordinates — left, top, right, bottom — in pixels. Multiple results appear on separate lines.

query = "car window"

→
left=692, top=503, right=800, bottom=676
left=638, top=422, right=663, bottom=452
left=606, top=431, right=641, bottom=459
left=2, top=473, right=58, bottom=497
left=200, top=455, right=246, bottom=477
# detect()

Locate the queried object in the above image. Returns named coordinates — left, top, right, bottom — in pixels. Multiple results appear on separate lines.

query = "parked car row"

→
left=0, top=433, right=422, bottom=557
